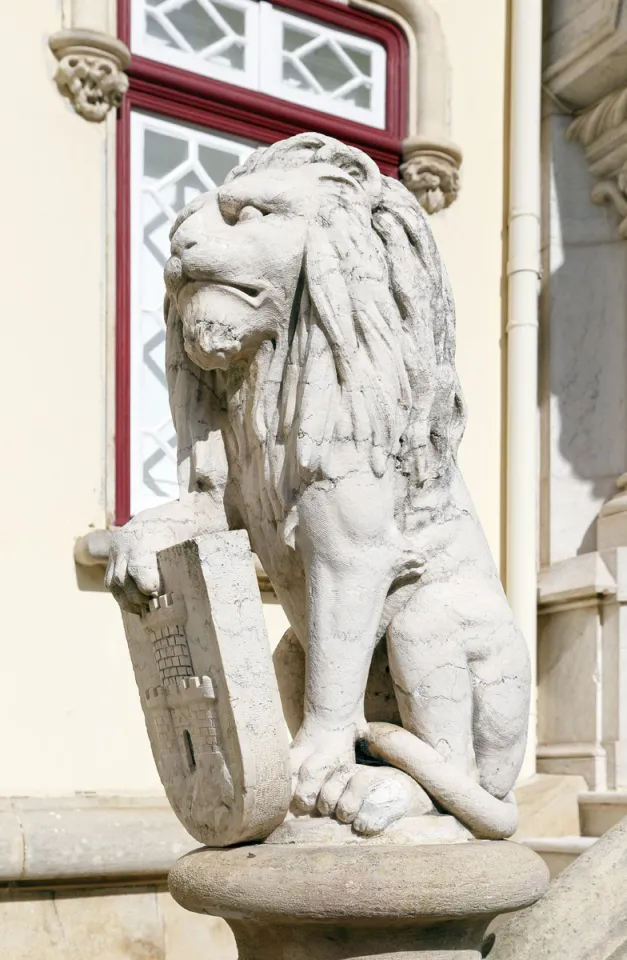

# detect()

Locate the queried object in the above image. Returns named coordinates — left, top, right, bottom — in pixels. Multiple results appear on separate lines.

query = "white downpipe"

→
left=506, top=0, right=543, bottom=780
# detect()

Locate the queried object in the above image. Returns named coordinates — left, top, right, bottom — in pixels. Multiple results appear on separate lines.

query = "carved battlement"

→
left=141, top=592, right=188, bottom=631
left=145, top=675, right=216, bottom=705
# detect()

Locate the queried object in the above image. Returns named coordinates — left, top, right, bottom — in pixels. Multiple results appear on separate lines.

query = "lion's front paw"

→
left=318, top=764, right=434, bottom=836
left=290, top=728, right=356, bottom=814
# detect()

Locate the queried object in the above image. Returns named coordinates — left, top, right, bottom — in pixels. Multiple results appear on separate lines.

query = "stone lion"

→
left=107, top=133, right=530, bottom=838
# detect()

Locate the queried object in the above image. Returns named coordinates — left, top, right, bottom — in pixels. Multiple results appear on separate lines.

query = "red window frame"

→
left=115, top=0, right=408, bottom=525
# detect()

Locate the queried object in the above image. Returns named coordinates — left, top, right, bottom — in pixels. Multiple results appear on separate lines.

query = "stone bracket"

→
left=48, top=28, right=130, bottom=122
left=401, top=136, right=462, bottom=214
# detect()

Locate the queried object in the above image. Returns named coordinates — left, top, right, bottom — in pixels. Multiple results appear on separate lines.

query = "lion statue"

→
left=107, top=133, right=530, bottom=839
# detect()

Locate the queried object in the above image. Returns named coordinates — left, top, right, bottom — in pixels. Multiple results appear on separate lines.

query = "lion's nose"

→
left=170, top=230, right=198, bottom=259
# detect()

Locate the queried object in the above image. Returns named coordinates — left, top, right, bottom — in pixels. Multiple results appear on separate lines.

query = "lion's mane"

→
left=167, top=134, right=467, bottom=528
left=222, top=134, right=466, bottom=503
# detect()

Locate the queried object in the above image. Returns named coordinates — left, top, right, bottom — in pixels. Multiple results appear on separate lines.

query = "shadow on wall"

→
left=544, top=108, right=627, bottom=564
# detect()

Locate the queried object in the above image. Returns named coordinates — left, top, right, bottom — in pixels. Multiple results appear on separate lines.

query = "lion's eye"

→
left=237, top=205, right=264, bottom=224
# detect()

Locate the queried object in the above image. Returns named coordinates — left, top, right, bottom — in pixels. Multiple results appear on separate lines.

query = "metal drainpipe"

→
left=506, top=0, right=543, bottom=779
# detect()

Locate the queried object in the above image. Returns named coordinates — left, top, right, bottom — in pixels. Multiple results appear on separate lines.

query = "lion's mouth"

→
left=165, top=256, right=269, bottom=308
left=206, top=279, right=269, bottom=307
left=180, top=277, right=269, bottom=309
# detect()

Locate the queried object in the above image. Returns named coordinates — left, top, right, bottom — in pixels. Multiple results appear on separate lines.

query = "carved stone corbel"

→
left=48, top=29, right=130, bottom=122
left=350, top=0, right=462, bottom=212
left=400, top=136, right=462, bottom=214
left=566, top=87, right=627, bottom=239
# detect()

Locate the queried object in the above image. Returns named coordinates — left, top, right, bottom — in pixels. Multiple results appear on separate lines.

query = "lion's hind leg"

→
left=387, top=577, right=530, bottom=802
left=469, top=621, right=530, bottom=799
left=386, top=582, right=478, bottom=782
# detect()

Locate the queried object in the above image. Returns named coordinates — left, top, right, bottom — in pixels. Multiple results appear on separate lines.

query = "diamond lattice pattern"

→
left=132, top=0, right=386, bottom=127
left=143, top=0, right=251, bottom=74
left=130, top=112, right=255, bottom=514
left=281, top=23, right=373, bottom=111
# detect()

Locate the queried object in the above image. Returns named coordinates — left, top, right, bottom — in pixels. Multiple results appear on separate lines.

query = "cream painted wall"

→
left=0, top=0, right=164, bottom=795
left=0, top=0, right=505, bottom=795
left=429, top=0, right=508, bottom=573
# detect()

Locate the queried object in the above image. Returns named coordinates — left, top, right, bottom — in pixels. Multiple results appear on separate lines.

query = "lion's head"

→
left=165, top=133, right=466, bottom=490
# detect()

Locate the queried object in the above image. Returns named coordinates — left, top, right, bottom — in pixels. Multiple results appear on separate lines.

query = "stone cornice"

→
left=351, top=0, right=462, bottom=212
left=543, top=0, right=627, bottom=109
left=48, top=28, right=130, bottom=122
left=537, top=552, right=616, bottom=610
left=0, top=795, right=195, bottom=885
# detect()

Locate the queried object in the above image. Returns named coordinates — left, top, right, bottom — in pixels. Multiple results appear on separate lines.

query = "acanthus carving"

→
left=590, top=174, right=627, bottom=238
left=48, top=29, right=130, bottom=122
left=567, top=86, right=627, bottom=238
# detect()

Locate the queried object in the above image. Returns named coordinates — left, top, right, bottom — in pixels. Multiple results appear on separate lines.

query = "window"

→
left=130, top=112, right=256, bottom=514
left=116, top=0, right=407, bottom=524
left=132, top=0, right=386, bottom=127
left=133, top=0, right=261, bottom=90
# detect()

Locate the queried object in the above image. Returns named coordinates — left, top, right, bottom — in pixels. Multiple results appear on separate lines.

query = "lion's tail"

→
left=364, top=722, right=518, bottom=840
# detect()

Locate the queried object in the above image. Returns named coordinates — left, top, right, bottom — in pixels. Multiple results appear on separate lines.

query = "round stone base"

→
left=169, top=840, right=549, bottom=959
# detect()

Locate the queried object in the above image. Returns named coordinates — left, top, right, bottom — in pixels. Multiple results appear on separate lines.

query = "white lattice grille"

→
left=259, top=4, right=385, bottom=127
left=133, top=0, right=260, bottom=86
left=130, top=111, right=255, bottom=515
left=132, top=0, right=387, bottom=127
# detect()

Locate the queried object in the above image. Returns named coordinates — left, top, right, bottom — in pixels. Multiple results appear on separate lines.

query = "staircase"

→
left=514, top=775, right=627, bottom=876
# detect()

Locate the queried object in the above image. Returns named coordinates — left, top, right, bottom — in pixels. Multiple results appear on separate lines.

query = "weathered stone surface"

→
left=0, top=887, right=163, bottom=960
left=121, top=532, right=291, bottom=847
left=0, top=795, right=196, bottom=882
left=108, top=133, right=531, bottom=843
left=170, top=840, right=549, bottom=960
left=0, top=885, right=236, bottom=960
left=486, top=815, right=627, bottom=959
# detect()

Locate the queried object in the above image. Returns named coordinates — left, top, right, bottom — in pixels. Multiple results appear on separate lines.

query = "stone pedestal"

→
left=169, top=840, right=549, bottom=960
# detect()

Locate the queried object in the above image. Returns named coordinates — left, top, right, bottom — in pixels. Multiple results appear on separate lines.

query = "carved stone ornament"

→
left=567, top=86, right=627, bottom=239
left=48, top=29, right=130, bottom=122
left=107, top=134, right=547, bottom=958
left=401, top=136, right=462, bottom=213
left=108, top=132, right=530, bottom=844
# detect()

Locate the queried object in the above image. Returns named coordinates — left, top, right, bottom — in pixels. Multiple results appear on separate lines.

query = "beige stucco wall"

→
left=0, top=0, right=506, bottom=797
left=429, top=0, right=508, bottom=572
left=0, top=0, right=167, bottom=796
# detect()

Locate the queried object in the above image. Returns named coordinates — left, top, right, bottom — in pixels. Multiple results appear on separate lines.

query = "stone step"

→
left=520, top=837, right=596, bottom=878
left=578, top=791, right=627, bottom=837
